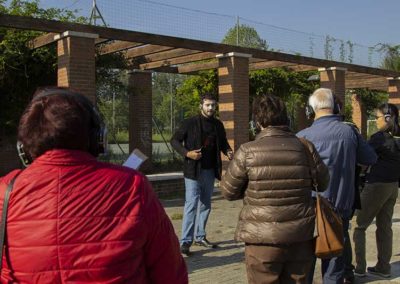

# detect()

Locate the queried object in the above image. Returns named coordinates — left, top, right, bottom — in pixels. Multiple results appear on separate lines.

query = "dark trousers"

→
left=307, top=218, right=350, bottom=284
left=245, top=241, right=314, bottom=284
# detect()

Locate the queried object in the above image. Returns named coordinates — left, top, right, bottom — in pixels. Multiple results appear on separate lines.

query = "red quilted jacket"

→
left=0, top=150, right=188, bottom=284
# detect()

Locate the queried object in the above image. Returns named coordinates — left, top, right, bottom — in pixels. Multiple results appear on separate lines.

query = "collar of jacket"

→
left=312, top=114, right=342, bottom=126
left=33, top=149, right=97, bottom=166
left=255, top=126, right=292, bottom=140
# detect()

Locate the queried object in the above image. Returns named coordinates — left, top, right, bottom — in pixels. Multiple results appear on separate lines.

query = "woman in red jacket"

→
left=0, top=87, right=188, bottom=283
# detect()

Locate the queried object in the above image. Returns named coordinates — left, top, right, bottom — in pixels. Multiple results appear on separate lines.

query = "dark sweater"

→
left=366, top=131, right=400, bottom=183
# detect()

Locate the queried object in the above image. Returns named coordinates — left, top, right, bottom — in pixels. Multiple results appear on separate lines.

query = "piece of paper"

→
left=123, top=148, right=148, bottom=170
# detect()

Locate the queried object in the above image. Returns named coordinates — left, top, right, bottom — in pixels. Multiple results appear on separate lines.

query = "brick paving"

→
left=162, top=191, right=400, bottom=284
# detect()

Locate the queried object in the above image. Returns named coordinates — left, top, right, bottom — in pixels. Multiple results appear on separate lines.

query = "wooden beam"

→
left=346, top=78, right=388, bottom=90
left=287, top=65, right=318, bottom=72
left=178, top=61, right=218, bottom=74
left=140, top=52, right=216, bottom=70
left=141, top=48, right=202, bottom=63
left=125, top=45, right=174, bottom=58
left=150, top=66, right=179, bottom=73
left=99, top=41, right=144, bottom=55
left=28, top=32, right=57, bottom=48
left=249, top=60, right=296, bottom=70
left=1, top=14, right=400, bottom=78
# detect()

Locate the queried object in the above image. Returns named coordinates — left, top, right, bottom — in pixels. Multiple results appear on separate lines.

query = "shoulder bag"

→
left=299, top=138, right=344, bottom=259
left=0, top=175, right=19, bottom=271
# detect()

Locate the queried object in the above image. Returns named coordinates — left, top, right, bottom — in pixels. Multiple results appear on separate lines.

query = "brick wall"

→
left=351, top=93, right=367, bottom=138
left=319, top=67, right=346, bottom=108
left=57, top=34, right=96, bottom=102
left=218, top=54, right=250, bottom=152
left=147, top=173, right=185, bottom=199
left=388, top=78, right=400, bottom=108
left=128, top=71, right=153, bottom=173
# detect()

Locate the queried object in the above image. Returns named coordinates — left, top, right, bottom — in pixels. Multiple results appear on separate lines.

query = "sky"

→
left=35, top=0, right=399, bottom=47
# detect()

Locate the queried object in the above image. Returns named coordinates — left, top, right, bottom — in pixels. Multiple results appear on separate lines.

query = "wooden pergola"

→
left=1, top=14, right=400, bottom=171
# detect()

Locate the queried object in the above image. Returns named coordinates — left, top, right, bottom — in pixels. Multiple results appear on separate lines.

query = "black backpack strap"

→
left=0, top=175, right=19, bottom=271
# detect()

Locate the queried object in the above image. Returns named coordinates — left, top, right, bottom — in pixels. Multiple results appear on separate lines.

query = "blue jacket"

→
left=297, top=115, right=377, bottom=218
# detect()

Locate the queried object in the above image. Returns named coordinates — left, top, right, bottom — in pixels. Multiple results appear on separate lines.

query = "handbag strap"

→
left=0, top=175, right=19, bottom=270
left=299, top=138, right=319, bottom=193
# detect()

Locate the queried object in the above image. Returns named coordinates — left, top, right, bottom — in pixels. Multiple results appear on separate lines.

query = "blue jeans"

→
left=307, top=218, right=350, bottom=284
left=181, top=169, right=215, bottom=245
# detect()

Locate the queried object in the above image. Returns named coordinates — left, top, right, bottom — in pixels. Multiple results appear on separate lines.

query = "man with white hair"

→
left=297, top=88, right=377, bottom=284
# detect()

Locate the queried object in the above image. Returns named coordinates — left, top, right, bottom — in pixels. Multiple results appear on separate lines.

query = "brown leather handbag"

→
left=299, top=138, right=344, bottom=259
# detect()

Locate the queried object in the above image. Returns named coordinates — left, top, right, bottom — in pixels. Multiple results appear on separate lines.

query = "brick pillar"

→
left=319, top=67, right=347, bottom=109
left=217, top=52, right=250, bottom=153
left=127, top=70, right=153, bottom=172
left=351, top=92, right=367, bottom=138
left=56, top=31, right=97, bottom=102
left=387, top=77, right=400, bottom=108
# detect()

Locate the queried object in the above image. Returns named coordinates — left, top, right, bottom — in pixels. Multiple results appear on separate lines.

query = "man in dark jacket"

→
left=171, top=93, right=233, bottom=255
left=297, top=88, right=377, bottom=284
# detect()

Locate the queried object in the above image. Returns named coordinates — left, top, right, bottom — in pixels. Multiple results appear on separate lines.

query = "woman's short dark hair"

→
left=377, top=102, right=400, bottom=136
left=252, top=95, right=288, bottom=128
left=18, top=88, right=94, bottom=159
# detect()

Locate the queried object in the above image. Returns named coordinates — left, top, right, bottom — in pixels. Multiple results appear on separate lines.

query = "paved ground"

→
left=162, top=190, right=400, bottom=284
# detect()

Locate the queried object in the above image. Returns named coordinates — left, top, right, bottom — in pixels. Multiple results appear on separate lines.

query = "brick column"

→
left=56, top=31, right=97, bottom=102
left=217, top=52, right=251, bottom=152
left=319, top=67, right=347, bottom=108
left=350, top=91, right=367, bottom=138
left=387, top=77, right=400, bottom=108
left=127, top=70, right=153, bottom=172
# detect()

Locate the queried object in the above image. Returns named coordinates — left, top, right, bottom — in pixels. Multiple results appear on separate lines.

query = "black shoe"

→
left=194, top=238, right=217, bottom=248
left=367, top=267, right=391, bottom=278
left=343, top=276, right=354, bottom=284
left=180, top=243, right=191, bottom=256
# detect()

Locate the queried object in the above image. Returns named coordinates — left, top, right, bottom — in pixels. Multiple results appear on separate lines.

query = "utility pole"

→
left=236, top=16, right=240, bottom=46
left=89, top=0, right=107, bottom=26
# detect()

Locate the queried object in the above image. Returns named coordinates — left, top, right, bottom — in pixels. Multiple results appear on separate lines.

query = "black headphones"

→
left=17, top=89, right=107, bottom=167
left=382, top=103, right=392, bottom=123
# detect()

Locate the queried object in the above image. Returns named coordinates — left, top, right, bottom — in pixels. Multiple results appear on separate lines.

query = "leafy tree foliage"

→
left=175, top=70, right=217, bottom=118
left=222, top=23, right=268, bottom=50
left=377, top=44, right=400, bottom=71
left=152, top=73, right=185, bottom=133
left=0, top=0, right=86, bottom=135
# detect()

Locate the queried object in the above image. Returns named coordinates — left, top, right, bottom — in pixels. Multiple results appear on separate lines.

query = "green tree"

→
left=153, top=73, right=185, bottom=133
left=0, top=0, right=86, bottom=135
left=222, top=23, right=268, bottom=50
left=377, top=44, right=400, bottom=71
left=176, top=70, right=217, bottom=118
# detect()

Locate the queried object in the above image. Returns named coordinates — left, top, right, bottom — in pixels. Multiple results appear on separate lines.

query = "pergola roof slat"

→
left=2, top=14, right=399, bottom=81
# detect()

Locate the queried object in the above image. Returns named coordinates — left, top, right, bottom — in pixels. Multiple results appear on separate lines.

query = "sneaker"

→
left=194, top=238, right=218, bottom=248
left=180, top=243, right=191, bottom=256
left=354, top=270, right=366, bottom=277
left=367, top=266, right=391, bottom=278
